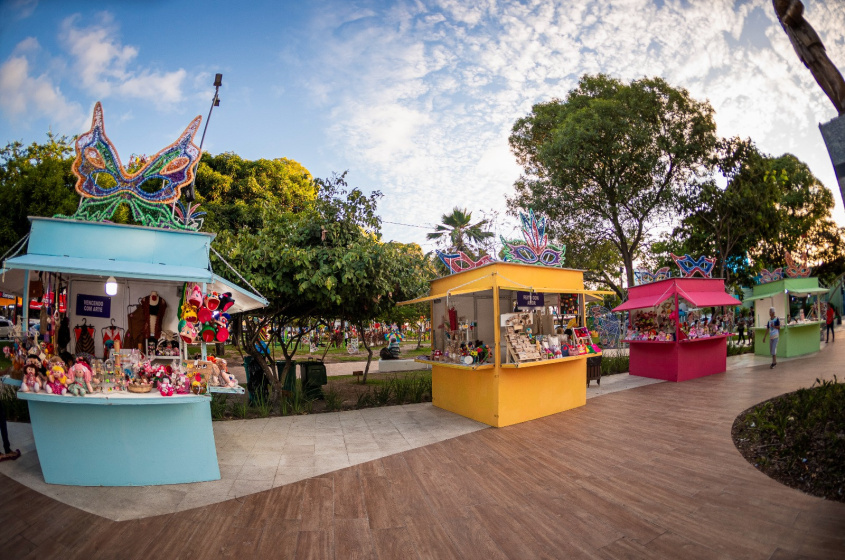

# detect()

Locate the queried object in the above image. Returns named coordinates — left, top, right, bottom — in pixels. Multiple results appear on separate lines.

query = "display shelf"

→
left=500, top=352, right=599, bottom=369
left=678, top=333, right=734, bottom=344
left=414, top=358, right=494, bottom=370
left=751, top=321, right=821, bottom=330
left=624, top=339, right=675, bottom=344
left=18, top=391, right=209, bottom=406
left=208, top=385, right=246, bottom=394
left=151, top=355, right=182, bottom=360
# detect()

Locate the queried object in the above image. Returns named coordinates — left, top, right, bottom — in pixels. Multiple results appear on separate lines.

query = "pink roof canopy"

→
left=613, top=278, right=741, bottom=312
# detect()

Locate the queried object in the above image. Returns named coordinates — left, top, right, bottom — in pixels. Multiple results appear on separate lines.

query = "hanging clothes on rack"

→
left=101, top=320, right=125, bottom=359
left=74, top=319, right=96, bottom=356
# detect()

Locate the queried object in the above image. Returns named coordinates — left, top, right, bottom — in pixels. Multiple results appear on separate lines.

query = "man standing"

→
left=825, top=303, right=836, bottom=343
left=737, top=315, right=746, bottom=345
left=762, top=307, right=781, bottom=369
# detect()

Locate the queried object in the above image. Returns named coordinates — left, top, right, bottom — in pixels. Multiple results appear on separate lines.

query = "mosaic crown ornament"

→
left=435, top=250, right=494, bottom=274
left=57, top=102, right=204, bottom=230
left=500, top=209, right=565, bottom=267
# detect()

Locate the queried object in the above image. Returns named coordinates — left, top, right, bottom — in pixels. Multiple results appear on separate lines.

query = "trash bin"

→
left=586, top=356, right=602, bottom=387
left=276, top=360, right=297, bottom=394
left=299, top=360, right=327, bottom=400
left=243, top=356, right=270, bottom=405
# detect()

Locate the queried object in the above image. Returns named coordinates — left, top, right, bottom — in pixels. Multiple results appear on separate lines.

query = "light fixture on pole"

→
left=105, top=276, right=118, bottom=296
left=184, top=73, right=223, bottom=206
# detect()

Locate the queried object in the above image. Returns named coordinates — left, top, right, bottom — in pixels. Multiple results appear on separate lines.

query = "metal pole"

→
left=184, top=74, right=222, bottom=211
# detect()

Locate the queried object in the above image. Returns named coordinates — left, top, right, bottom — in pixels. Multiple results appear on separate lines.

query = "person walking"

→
left=737, top=315, right=746, bottom=345
left=0, top=388, right=21, bottom=462
left=825, top=303, right=836, bottom=343
left=762, top=307, right=781, bottom=369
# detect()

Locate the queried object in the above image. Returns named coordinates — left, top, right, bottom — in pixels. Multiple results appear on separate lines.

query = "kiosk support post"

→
left=493, top=285, right=501, bottom=369
left=22, top=269, right=29, bottom=333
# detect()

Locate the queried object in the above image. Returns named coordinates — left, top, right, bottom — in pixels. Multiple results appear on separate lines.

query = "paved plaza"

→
left=1, top=340, right=844, bottom=558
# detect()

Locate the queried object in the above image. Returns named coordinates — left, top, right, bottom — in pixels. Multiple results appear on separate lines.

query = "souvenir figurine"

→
left=159, top=377, right=174, bottom=396
left=67, top=358, right=94, bottom=397
left=21, top=363, right=42, bottom=393
left=45, top=363, right=69, bottom=395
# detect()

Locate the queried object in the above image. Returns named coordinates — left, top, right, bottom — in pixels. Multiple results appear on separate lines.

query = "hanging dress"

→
left=75, top=325, right=96, bottom=356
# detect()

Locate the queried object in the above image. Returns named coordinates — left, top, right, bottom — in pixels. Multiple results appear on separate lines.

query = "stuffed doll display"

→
left=21, top=363, right=42, bottom=393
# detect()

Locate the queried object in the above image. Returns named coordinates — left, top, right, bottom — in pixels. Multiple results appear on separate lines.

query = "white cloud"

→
left=0, top=38, right=84, bottom=129
left=301, top=0, right=845, bottom=246
left=59, top=13, right=186, bottom=106
left=7, top=0, right=37, bottom=20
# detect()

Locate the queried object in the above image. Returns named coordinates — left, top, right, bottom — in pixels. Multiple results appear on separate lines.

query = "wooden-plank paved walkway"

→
left=2, top=343, right=844, bottom=559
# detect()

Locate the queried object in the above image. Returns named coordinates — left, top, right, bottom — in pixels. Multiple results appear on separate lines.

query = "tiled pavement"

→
left=1, top=337, right=844, bottom=558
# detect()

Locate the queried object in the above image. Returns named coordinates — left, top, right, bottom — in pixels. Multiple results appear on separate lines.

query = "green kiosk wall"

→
left=749, top=277, right=825, bottom=358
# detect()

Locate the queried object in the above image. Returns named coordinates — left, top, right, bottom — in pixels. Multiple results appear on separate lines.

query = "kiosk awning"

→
left=677, top=290, right=742, bottom=308
left=613, top=293, right=673, bottom=311
left=3, top=253, right=213, bottom=283
left=211, top=274, right=267, bottom=313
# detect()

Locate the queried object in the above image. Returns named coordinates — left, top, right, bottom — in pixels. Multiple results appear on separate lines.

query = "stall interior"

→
left=12, top=274, right=240, bottom=398
left=428, top=289, right=601, bottom=366
left=624, top=297, right=732, bottom=342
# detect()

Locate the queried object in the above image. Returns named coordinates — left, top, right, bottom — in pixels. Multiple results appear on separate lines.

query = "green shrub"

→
left=323, top=386, right=344, bottom=411
left=210, top=394, right=228, bottom=420
left=601, top=355, right=629, bottom=375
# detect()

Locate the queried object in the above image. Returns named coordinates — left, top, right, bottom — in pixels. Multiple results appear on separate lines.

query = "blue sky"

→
left=2, top=0, right=844, bottom=251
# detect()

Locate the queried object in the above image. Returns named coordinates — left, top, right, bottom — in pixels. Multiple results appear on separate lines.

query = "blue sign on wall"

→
left=76, top=294, right=111, bottom=318
left=517, top=291, right=544, bottom=308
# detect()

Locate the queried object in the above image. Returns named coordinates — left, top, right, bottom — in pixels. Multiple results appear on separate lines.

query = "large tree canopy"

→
left=508, top=74, right=717, bottom=296
left=0, top=135, right=78, bottom=256
left=194, top=152, right=316, bottom=235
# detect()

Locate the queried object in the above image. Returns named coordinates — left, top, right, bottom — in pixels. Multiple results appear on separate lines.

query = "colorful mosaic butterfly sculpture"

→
left=633, top=267, right=671, bottom=285
left=758, top=268, right=784, bottom=284
left=56, top=102, right=203, bottom=230
left=436, top=251, right=495, bottom=274
left=670, top=254, right=716, bottom=278
left=784, top=251, right=811, bottom=278
left=500, top=209, right=565, bottom=267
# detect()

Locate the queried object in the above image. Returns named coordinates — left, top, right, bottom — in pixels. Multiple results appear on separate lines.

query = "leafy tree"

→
left=216, top=173, right=430, bottom=397
left=752, top=154, right=841, bottom=268
left=427, top=207, right=494, bottom=256
left=674, top=138, right=780, bottom=285
left=508, top=74, right=717, bottom=293
left=0, top=135, right=78, bottom=256
left=194, top=152, right=316, bottom=235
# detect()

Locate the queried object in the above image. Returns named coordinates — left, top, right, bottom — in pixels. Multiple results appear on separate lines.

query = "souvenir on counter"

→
left=178, top=283, right=234, bottom=345
left=208, top=356, right=238, bottom=388
left=185, top=360, right=211, bottom=394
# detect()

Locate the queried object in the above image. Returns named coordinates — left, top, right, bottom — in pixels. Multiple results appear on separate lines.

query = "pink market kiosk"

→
left=614, top=278, right=741, bottom=382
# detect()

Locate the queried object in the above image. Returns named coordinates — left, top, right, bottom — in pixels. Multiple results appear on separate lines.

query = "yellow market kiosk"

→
left=400, top=262, right=609, bottom=427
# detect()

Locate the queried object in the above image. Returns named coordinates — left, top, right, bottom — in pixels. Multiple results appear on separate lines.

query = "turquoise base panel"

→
left=22, top=394, right=220, bottom=486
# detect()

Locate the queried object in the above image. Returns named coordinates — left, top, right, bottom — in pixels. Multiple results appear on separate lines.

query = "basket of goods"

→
left=128, top=379, right=152, bottom=393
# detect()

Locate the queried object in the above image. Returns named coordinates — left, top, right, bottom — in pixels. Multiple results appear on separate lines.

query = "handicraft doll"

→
left=67, top=358, right=94, bottom=397
left=21, top=363, right=42, bottom=393
left=45, top=362, right=69, bottom=395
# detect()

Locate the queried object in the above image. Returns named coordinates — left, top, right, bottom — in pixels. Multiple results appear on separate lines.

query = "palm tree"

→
left=427, top=207, right=494, bottom=255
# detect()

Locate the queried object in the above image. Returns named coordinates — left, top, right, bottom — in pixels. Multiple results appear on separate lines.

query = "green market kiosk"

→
left=748, top=277, right=826, bottom=358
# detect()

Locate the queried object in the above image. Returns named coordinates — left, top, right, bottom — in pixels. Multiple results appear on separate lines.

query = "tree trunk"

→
left=358, top=322, right=373, bottom=384
left=416, top=324, right=423, bottom=349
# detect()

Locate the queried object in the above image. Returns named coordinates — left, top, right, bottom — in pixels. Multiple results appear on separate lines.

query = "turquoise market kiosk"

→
left=0, top=217, right=266, bottom=486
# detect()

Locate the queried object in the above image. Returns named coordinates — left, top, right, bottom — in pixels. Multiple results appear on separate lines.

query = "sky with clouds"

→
left=1, top=0, right=844, bottom=251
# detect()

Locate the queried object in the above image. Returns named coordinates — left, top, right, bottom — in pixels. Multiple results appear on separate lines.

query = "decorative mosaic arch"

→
left=435, top=251, right=495, bottom=274
left=784, top=251, right=812, bottom=278
left=633, top=267, right=671, bottom=285
left=56, top=102, right=204, bottom=230
left=670, top=253, right=716, bottom=278
left=758, top=268, right=784, bottom=284
left=500, top=209, right=565, bottom=267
